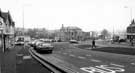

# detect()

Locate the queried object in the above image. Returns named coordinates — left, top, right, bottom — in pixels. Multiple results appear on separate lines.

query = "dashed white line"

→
left=90, top=59, right=101, bottom=63
left=78, top=56, right=86, bottom=59
left=69, top=54, right=76, bottom=57
left=110, top=63, right=125, bottom=67
left=131, top=63, right=135, bottom=65
left=86, top=54, right=92, bottom=57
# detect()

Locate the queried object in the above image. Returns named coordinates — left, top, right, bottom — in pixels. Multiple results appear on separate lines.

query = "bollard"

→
left=16, top=54, right=24, bottom=64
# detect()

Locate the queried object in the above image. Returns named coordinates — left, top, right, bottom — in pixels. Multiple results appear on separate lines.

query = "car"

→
left=15, top=41, right=24, bottom=45
left=69, top=40, right=78, bottom=43
left=34, top=42, right=54, bottom=54
left=119, top=39, right=126, bottom=43
left=30, top=40, right=39, bottom=47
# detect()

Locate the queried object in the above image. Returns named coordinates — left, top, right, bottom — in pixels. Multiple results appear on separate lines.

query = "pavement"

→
left=0, top=46, right=19, bottom=73
left=0, top=45, right=52, bottom=73
left=16, top=45, right=52, bottom=73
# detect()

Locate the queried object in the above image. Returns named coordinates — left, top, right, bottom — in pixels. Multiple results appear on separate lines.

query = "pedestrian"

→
left=92, top=39, right=96, bottom=48
left=131, top=39, right=134, bottom=46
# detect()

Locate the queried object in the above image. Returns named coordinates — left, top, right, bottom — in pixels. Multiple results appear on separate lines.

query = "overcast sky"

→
left=0, top=0, right=135, bottom=32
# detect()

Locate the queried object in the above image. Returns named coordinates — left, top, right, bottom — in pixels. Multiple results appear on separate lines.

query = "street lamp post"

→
left=124, top=6, right=133, bottom=21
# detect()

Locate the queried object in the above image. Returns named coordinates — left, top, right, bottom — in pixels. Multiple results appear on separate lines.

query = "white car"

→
left=15, top=41, right=24, bottom=45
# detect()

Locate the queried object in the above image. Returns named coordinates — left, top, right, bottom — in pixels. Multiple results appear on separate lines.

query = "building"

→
left=58, top=24, right=90, bottom=41
left=127, top=19, right=135, bottom=39
left=0, top=9, right=15, bottom=51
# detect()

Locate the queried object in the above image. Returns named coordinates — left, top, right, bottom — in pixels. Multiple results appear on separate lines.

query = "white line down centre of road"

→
left=78, top=56, right=86, bottom=59
left=110, top=63, right=125, bottom=68
left=90, top=59, right=101, bottom=63
left=131, top=63, right=135, bottom=65
left=69, top=54, right=76, bottom=57
left=86, top=54, right=92, bottom=57
left=63, top=52, right=68, bottom=55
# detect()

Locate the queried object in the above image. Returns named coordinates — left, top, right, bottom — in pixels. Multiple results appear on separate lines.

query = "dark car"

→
left=35, top=42, right=54, bottom=54
left=119, top=39, right=126, bottom=43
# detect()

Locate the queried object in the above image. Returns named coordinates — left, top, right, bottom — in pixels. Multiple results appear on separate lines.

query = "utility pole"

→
left=124, top=6, right=133, bottom=21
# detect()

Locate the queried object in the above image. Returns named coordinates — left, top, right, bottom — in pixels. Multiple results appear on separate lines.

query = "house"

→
left=127, top=19, right=135, bottom=39
left=0, top=9, right=15, bottom=51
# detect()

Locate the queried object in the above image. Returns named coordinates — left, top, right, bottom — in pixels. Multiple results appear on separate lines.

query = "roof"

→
left=63, top=26, right=82, bottom=30
left=129, top=19, right=135, bottom=27
left=0, top=10, right=14, bottom=26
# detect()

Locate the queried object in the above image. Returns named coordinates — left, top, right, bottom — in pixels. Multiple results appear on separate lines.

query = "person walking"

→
left=131, top=38, right=134, bottom=46
left=92, top=39, right=96, bottom=48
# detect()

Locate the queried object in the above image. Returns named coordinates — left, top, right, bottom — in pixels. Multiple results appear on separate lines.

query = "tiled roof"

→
left=0, top=10, right=14, bottom=26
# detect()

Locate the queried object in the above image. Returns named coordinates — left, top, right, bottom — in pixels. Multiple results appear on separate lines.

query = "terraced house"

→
left=0, top=9, right=15, bottom=51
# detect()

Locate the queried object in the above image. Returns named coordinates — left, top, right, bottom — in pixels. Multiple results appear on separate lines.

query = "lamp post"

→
left=124, top=6, right=133, bottom=21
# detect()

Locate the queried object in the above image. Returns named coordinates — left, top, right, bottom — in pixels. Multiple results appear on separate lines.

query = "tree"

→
left=101, top=29, right=110, bottom=39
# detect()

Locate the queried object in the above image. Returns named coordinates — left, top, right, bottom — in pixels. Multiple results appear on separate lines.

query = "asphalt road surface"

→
left=47, top=42, right=135, bottom=73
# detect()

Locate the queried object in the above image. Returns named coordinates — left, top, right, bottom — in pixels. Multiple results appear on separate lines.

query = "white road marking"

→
left=86, top=54, right=92, bottom=57
left=69, top=54, right=76, bottom=57
left=80, top=65, right=125, bottom=73
left=90, top=59, right=101, bottom=63
left=110, top=63, right=124, bottom=67
left=131, top=63, right=135, bottom=65
left=78, top=56, right=86, bottom=59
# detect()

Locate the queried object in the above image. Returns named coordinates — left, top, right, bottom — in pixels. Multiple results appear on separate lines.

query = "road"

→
left=35, top=42, right=135, bottom=73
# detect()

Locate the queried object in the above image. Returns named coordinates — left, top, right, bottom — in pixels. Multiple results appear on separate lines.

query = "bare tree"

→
left=101, top=29, right=110, bottom=39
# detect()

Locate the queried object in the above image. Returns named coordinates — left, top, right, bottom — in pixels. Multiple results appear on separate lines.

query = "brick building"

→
left=59, top=24, right=90, bottom=41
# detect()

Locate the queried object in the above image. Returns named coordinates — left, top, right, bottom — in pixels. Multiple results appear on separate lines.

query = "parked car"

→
left=34, top=42, right=54, bottom=54
left=15, top=36, right=24, bottom=45
left=29, top=40, right=39, bottom=47
left=119, top=39, right=126, bottom=43
left=15, top=41, right=24, bottom=45
left=69, top=40, right=78, bottom=43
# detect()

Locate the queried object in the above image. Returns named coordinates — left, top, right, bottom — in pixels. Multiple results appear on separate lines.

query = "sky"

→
left=0, top=0, right=135, bottom=32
